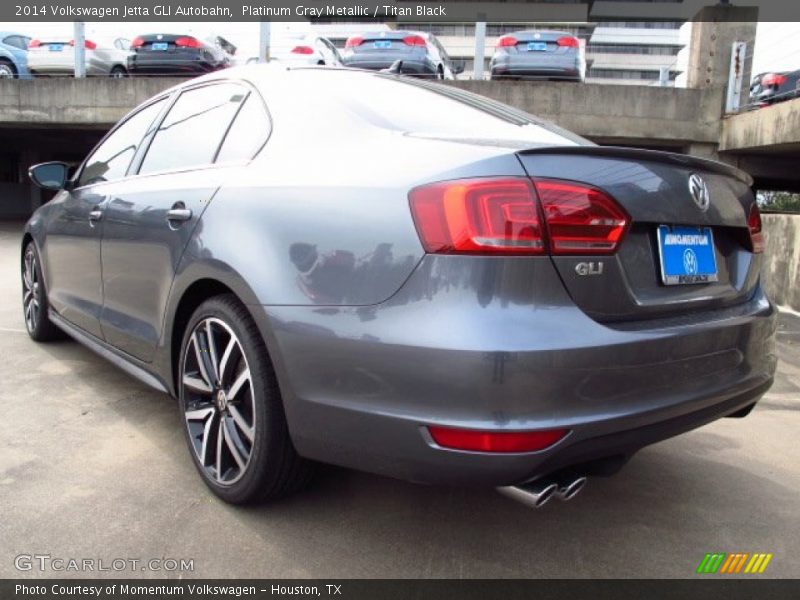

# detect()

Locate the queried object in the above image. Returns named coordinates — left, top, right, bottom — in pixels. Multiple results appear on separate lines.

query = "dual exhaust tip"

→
left=497, top=472, right=587, bottom=509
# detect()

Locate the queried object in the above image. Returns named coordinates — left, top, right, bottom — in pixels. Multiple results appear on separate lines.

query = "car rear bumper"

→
left=127, top=53, right=222, bottom=74
left=254, top=256, right=777, bottom=486
left=491, top=54, right=582, bottom=80
left=343, top=57, right=436, bottom=76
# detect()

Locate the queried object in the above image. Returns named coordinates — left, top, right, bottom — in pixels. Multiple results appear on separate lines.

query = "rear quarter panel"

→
left=185, top=125, right=527, bottom=307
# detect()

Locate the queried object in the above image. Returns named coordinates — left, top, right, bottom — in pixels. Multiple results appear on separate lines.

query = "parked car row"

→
left=0, top=27, right=586, bottom=82
left=0, top=30, right=237, bottom=78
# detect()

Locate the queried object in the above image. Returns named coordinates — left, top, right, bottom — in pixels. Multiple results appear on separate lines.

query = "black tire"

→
left=22, top=242, right=63, bottom=341
left=178, top=294, right=314, bottom=504
left=0, top=59, right=17, bottom=79
left=109, top=65, right=127, bottom=78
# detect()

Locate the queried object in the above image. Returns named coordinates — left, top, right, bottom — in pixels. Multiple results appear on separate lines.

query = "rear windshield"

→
left=291, top=70, right=588, bottom=147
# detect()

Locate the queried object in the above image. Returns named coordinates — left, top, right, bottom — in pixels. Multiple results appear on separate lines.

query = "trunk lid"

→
left=517, top=146, right=761, bottom=322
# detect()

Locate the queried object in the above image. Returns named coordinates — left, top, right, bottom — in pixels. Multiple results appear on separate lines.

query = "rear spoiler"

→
left=518, top=145, right=753, bottom=187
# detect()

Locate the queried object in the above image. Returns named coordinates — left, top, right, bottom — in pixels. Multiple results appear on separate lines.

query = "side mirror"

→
left=28, top=162, right=70, bottom=191
left=452, top=60, right=466, bottom=75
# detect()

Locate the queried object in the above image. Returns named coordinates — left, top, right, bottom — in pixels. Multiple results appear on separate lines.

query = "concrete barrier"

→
left=0, top=183, right=37, bottom=220
left=762, top=214, right=800, bottom=312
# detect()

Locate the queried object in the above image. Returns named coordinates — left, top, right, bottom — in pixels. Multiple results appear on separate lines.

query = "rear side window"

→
left=4, top=36, right=27, bottom=50
left=301, top=71, right=586, bottom=147
left=139, top=83, right=246, bottom=175
left=215, top=93, right=270, bottom=163
left=78, top=98, right=166, bottom=187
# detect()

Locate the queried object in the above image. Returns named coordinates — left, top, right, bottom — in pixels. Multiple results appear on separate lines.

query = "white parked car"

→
left=27, top=36, right=131, bottom=77
left=246, top=33, right=342, bottom=67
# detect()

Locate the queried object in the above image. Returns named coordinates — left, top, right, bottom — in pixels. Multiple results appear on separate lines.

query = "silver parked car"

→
left=341, top=30, right=464, bottom=79
left=27, top=36, right=131, bottom=77
left=23, top=66, right=775, bottom=506
left=491, top=30, right=585, bottom=81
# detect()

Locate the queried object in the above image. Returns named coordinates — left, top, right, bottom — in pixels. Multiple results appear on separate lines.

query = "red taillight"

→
left=748, top=204, right=764, bottom=253
left=344, top=36, right=363, bottom=49
left=131, top=36, right=144, bottom=49
left=403, top=35, right=427, bottom=47
left=533, top=179, right=629, bottom=254
left=497, top=36, right=518, bottom=48
left=556, top=36, right=580, bottom=48
left=428, top=426, right=568, bottom=453
left=409, top=177, right=629, bottom=256
left=175, top=36, right=202, bottom=49
left=409, top=178, right=546, bottom=255
left=69, top=39, right=97, bottom=50
left=291, top=45, right=314, bottom=55
left=28, top=39, right=42, bottom=48
left=761, top=73, right=787, bottom=87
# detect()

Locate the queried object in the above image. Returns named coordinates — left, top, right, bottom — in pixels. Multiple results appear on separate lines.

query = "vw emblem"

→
left=688, top=173, right=709, bottom=211
left=683, top=248, right=698, bottom=275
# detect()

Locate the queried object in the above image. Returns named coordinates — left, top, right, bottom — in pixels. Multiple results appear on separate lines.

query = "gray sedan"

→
left=491, top=30, right=585, bottom=81
left=22, top=66, right=775, bottom=506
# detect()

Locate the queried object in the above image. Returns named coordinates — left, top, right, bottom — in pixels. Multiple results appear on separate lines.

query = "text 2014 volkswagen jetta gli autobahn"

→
left=22, top=66, right=776, bottom=506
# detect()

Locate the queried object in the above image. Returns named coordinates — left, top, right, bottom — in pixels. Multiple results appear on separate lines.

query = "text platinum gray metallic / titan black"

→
left=21, top=66, right=776, bottom=506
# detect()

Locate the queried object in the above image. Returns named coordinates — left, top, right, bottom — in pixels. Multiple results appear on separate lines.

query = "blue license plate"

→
left=526, top=42, right=547, bottom=52
left=151, top=42, right=169, bottom=51
left=657, top=225, right=718, bottom=285
left=373, top=40, right=392, bottom=49
left=49, top=44, right=64, bottom=52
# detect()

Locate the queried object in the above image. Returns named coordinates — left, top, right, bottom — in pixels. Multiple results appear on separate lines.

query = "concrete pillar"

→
left=473, top=21, right=486, bottom=80
left=686, top=6, right=757, bottom=101
left=685, top=142, right=720, bottom=162
left=259, top=21, right=271, bottom=63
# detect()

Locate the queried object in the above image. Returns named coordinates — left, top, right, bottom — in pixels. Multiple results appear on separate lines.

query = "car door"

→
left=99, top=82, right=270, bottom=362
left=42, top=98, right=167, bottom=339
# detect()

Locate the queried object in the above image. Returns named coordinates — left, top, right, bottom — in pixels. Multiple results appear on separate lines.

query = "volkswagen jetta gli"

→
left=22, top=66, right=776, bottom=506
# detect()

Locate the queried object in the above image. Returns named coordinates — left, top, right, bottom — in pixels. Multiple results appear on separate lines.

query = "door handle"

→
left=88, top=209, right=103, bottom=223
left=166, top=207, right=192, bottom=223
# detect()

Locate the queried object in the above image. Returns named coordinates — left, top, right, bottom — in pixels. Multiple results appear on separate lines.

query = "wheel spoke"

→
left=223, top=418, right=247, bottom=471
left=191, top=332, right=214, bottom=388
left=183, top=373, right=212, bottom=395
left=216, top=418, right=225, bottom=482
left=228, top=368, right=251, bottom=401
left=228, top=404, right=254, bottom=443
left=23, top=290, right=31, bottom=305
left=218, top=336, right=236, bottom=386
left=185, top=406, right=215, bottom=421
left=199, top=411, right=217, bottom=467
left=205, top=320, right=220, bottom=383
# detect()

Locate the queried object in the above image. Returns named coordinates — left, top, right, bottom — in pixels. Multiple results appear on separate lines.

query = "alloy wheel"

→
left=22, top=248, right=40, bottom=333
left=182, top=317, right=255, bottom=486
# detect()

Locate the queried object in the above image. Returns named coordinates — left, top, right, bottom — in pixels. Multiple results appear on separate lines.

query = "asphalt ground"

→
left=0, top=222, right=798, bottom=578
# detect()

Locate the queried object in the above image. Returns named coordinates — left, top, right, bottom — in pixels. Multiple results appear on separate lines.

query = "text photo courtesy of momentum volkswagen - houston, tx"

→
left=1, top=0, right=800, bottom=597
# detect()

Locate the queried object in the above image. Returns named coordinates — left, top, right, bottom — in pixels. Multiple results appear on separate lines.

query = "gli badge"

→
left=688, top=173, right=710, bottom=212
left=575, top=262, right=604, bottom=276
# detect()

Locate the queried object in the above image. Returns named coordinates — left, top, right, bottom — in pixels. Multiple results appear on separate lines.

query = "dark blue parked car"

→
left=0, top=31, right=31, bottom=79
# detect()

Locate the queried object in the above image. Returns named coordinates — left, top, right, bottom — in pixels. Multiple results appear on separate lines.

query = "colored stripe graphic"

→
left=697, top=553, right=726, bottom=574
left=744, top=553, right=774, bottom=574
left=699, top=553, right=773, bottom=574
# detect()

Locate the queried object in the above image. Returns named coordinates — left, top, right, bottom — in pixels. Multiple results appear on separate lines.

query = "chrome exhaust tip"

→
left=555, top=475, right=587, bottom=502
left=497, top=481, right=559, bottom=509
